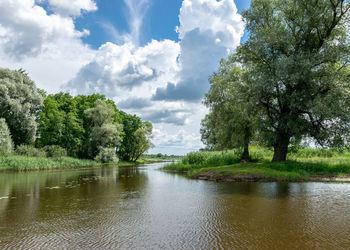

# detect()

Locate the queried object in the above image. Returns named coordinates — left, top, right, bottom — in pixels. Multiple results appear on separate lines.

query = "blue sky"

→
left=73, top=0, right=250, bottom=49
left=0, top=0, right=251, bottom=155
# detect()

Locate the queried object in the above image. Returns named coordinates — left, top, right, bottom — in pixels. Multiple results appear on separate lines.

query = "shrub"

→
left=16, top=145, right=46, bottom=157
left=0, top=118, right=13, bottom=155
left=43, top=145, right=67, bottom=158
left=95, top=147, right=119, bottom=163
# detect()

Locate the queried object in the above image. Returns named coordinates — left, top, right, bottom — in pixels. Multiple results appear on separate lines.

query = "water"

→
left=0, top=162, right=349, bottom=249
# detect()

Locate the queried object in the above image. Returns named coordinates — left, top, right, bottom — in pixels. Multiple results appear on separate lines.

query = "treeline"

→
left=201, top=0, right=350, bottom=162
left=0, top=68, right=153, bottom=163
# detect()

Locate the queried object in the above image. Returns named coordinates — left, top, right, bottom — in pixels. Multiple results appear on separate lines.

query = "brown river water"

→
left=0, top=162, right=349, bottom=249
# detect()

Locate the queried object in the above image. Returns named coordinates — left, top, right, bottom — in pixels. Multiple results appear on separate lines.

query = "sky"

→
left=0, top=0, right=251, bottom=155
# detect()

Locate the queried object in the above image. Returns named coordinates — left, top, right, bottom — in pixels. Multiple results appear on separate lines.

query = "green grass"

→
left=0, top=155, right=170, bottom=172
left=161, top=147, right=350, bottom=181
left=190, top=164, right=306, bottom=181
left=0, top=156, right=100, bottom=171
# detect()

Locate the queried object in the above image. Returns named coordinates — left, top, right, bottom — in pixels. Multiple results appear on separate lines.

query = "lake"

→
left=0, top=162, right=349, bottom=249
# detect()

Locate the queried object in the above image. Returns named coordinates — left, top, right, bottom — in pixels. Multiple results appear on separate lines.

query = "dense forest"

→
left=201, top=0, right=350, bottom=162
left=0, top=68, right=153, bottom=163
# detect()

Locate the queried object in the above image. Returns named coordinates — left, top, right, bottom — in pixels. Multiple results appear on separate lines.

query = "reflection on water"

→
left=0, top=163, right=349, bottom=249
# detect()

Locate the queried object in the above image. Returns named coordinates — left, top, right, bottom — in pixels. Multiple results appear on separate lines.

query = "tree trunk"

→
left=241, top=127, right=251, bottom=161
left=241, top=142, right=250, bottom=161
left=272, top=133, right=291, bottom=162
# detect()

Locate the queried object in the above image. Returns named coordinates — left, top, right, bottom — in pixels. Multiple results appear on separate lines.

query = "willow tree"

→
left=238, top=0, right=350, bottom=161
left=84, top=100, right=122, bottom=160
left=201, top=58, right=257, bottom=160
left=0, top=69, right=43, bottom=145
left=0, top=118, right=13, bottom=155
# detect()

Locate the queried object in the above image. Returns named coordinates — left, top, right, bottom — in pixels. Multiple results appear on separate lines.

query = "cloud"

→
left=123, top=0, right=150, bottom=44
left=142, top=108, right=191, bottom=126
left=152, top=0, right=245, bottom=101
left=117, top=97, right=153, bottom=109
left=153, top=128, right=202, bottom=149
left=0, top=0, right=93, bottom=61
left=47, top=0, right=97, bottom=17
left=0, top=0, right=95, bottom=93
left=65, top=39, right=180, bottom=96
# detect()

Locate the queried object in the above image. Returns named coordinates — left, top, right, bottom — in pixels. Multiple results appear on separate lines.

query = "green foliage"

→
left=0, top=68, right=43, bottom=146
left=36, top=93, right=85, bottom=158
left=202, top=62, right=256, bottom=157
left=117, top=111, right=152, bottom=161
left=43, top=145, right=67, bottom=158
left=129, top=121, right=154, bottom=161
left=85, top=100, right=122, bottom=158
left=0, top=118, right=13, bottom=155
left=94, top=147, right=119, bottom=163
left=15, top=145, right=46, bottom=157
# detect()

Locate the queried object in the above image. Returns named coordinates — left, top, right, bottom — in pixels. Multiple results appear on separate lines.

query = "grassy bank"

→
left=161, top=147, right=350, bottom=182
left=0, top=156, right=101, bottom=171
left=0, top=155, right=168, bottom=172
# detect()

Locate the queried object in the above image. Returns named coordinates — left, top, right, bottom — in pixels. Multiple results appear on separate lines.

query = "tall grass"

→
left=0, top=156, right=99, bottom=171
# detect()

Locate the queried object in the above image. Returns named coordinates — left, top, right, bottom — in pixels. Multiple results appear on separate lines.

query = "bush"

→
left=16, top=145, right=46, bottom=157
left=95, top=147, right=119, bottom=163
left=43, top=145, right=67, bottom=158
left=0, top=118, right=13, bottom=155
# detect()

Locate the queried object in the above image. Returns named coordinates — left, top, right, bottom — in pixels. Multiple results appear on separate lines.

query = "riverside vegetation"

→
left=162, top=147, right=350, bottom=181
left=0, top=68, right=154, bottom=171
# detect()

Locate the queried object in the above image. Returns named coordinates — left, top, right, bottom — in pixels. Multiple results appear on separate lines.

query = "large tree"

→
left=131, top=121, right=154, bottom=162
left=36, top=93, right=84, bottom=158
left=201, top=58, right=257, bottom=160
left=0, top=69, right=43, bottom=146
left=84, top=100, right=122, bottom=159
left=238, top=0, right=350, bottom=161
left=117, top=112, right=153, bottom=161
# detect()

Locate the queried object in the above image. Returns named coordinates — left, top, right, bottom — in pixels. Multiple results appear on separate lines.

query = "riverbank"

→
left=189, top=163, right=350, bottom=182
left=161, top=148, right=350, bottom=182
left=0, top=155, right=172, bottom=172
left=0, top=156, right=101, bottom=171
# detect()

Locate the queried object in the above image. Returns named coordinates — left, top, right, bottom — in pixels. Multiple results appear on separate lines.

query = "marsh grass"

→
left=0, top=156, right=99, bottom=171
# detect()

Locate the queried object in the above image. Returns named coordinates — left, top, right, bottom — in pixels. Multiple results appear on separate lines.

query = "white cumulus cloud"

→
left=0, top=0, right=95, bottom=92
left=153, top=0, right=245, bottom=101
left=65, top=39, right=180, bottom=96
left=47, top=0, right=97, bottom=17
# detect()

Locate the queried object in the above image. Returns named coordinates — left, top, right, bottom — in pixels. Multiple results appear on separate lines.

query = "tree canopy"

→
left=233, top=0, right=349, bottom=161
left=201, top=58, right=257, bottom=160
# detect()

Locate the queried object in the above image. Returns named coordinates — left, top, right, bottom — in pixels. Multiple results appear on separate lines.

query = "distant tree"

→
left=131, top=121, right=154, bottom=162
left=75, top=94, right=111, bottom=158
left=117, top=111, right=143, bottom=161
left=0, top=68, right=43, bottom=145
left=84, top=100, right=122, bottom=159
left=237, top=0, right=350, bottom=161
left=0, top=118, right=13, bottom=155
left=36, top=93, right=84, bottom=158
left=201, top=60, right=257, bottom=160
